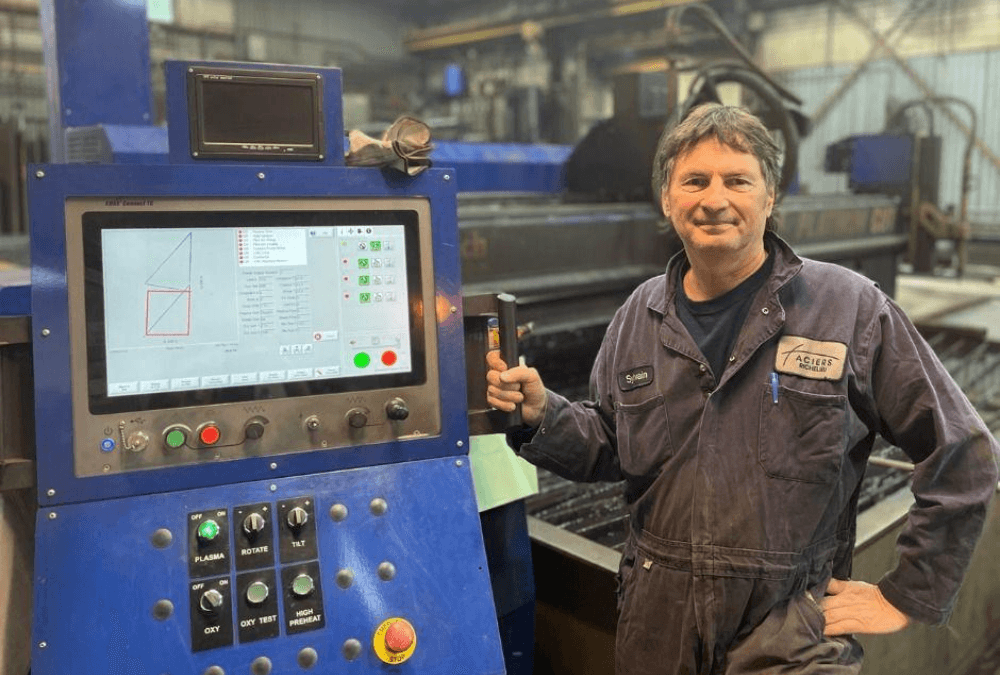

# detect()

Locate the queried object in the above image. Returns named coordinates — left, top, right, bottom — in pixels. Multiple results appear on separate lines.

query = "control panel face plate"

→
left=31, top=457, right=504, bottom=675
left=63, top=197, right=440, bottom=478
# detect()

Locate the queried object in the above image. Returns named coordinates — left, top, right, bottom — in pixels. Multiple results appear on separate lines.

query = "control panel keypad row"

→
left=186, top=497, right=324, bottom=652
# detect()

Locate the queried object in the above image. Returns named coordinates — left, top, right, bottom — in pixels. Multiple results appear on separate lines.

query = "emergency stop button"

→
left=373, top=617, right=416, bottom=664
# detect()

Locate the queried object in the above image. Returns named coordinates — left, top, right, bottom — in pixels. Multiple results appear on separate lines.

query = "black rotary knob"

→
left=287, top=506, right=309, bottom=531
left=346, top=408, right=368, bottom=429
left=199, top=588, right=225, bottom=616
left=385, top=397, right=410, bottom=421
left=243, top=512, right=266, bottom=539
left=244, top=419, right=266, bottom=440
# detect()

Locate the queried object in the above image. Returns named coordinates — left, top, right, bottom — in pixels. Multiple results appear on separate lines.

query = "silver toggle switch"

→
left=199, top=588, right=225, bottom=615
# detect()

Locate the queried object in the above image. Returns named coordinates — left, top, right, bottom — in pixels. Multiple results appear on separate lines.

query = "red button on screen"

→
left=381, top=350, right=398, bottom=366
left=199, top=425, right=221, bottom=446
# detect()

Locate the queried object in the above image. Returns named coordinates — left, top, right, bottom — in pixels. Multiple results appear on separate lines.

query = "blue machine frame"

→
left=28, top=58, right=506, bottom=675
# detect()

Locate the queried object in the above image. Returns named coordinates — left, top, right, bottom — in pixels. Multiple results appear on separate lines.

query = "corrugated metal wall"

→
left=779, top=49, right=1000, bottom=229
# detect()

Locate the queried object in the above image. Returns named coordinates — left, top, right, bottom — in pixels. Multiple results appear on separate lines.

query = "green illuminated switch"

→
left=198, top=519, right=220, bottom=543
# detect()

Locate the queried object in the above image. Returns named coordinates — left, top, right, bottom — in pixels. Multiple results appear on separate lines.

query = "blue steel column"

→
left=39, top=0, right=154, bottom=162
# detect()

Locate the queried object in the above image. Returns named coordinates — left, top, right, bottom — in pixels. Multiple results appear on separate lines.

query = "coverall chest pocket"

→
left=758, top=385, right=846, bottom=484
left=616, top=393, right=673, bottom=477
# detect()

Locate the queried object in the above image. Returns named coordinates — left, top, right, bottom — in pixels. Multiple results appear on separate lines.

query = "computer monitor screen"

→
left=188, top=68, right=324, bottom=159
left=199, top=80, right=317, bottom=146
left=82, top=207, right=426, bottom=415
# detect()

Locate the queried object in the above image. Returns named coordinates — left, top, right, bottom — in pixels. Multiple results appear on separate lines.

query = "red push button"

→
left=373, top=617, right=417, bottom=664
left=384, top=620, right=415, bottom=652
left=381, top=350, right=398, bottom=366
left=199, top=424, right=221, bottom=446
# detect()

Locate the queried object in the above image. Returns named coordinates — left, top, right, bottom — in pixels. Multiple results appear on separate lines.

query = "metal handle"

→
left=496, top=293, right=522, bottom=428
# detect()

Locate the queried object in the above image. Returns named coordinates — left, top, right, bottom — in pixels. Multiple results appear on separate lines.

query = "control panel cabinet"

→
left=29, top=157, right=504, bottom=674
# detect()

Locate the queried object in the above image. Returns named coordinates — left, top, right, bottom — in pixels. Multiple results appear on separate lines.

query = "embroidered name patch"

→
left=618, top=365, right=654, bottom=391
left=775, top=336, right=847, bottom=381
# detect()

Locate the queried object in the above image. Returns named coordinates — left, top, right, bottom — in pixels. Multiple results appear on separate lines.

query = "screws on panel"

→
left=342, top=639, right=362, bottom=661
left=377, top=561, right=396, bottom=581
left=251, top=656, right=272, bottom=675
left=152, top=599, right=174, bottom=620
left=297, top=647, right=318, bottom=669
left=369, top=498, right=388, bottom=516
left=335, top=569, right=354, bottom=589
left=151, top=528, right=173, bottom=548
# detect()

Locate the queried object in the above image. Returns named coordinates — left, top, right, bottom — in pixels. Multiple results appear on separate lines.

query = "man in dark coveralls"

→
left=486, top=103, right=1000, bottom=674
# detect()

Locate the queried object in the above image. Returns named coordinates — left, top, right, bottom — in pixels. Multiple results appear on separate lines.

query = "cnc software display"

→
left=82, top=208, right=426, bottom=414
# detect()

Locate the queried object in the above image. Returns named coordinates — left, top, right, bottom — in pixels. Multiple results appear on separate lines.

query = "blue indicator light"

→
left=100, top=438, right=116, bottom=452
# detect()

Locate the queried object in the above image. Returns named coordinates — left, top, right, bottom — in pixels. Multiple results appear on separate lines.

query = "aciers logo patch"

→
left=775, top=336, right=847, bottom=381
left=618, top=365, right=653, bottom=391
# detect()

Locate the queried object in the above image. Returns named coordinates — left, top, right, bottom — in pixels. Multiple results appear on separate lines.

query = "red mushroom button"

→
left=384, top=620, right=415, bottom=653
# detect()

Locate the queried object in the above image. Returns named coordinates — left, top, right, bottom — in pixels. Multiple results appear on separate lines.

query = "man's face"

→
left=661, top=136, right=774, bottom=264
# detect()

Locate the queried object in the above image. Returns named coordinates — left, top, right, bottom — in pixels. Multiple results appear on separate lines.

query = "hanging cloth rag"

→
left=345, top=115, right=433, bottom=176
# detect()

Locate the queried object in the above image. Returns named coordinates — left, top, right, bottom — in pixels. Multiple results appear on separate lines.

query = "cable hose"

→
left=657, top=64, right=801, bottom=198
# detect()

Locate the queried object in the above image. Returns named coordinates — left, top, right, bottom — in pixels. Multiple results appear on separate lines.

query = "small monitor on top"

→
left=187, top=66, right=325, bottom=161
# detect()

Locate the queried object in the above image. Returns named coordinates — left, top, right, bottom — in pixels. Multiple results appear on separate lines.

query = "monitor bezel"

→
left=187, top=67, right=325, bottom=161
left=78, top=201, right=427, bottom=416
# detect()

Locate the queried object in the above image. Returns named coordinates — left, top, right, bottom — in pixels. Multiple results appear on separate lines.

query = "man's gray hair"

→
left=652, top=103, right=781, bottom=199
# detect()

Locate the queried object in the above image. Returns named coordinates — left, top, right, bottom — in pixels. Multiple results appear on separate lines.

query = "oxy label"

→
left=775, top=336, right=848, bottom=381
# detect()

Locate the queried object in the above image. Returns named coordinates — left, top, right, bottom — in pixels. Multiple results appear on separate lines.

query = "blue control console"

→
left=32, top=458, right=501, bottom=674
left=29, top=61, right=505, bottom=675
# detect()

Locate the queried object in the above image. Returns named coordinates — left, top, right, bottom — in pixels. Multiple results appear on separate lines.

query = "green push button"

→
left=291, top=573, right=315, bottom=598
left=165, top=428, right=186, bottom=449
left=246, top=581, right=270, bottom=606
left=197, top=519, right=220, bottom=542
left=354, top=352, right=371, bottom=368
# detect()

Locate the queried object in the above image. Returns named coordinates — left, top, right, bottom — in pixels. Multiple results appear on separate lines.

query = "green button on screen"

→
left=198, top=520, right=220, bottom=541
left=165, top=429, right=186, bottom=448
left=354, top=352, right=371, bottom=368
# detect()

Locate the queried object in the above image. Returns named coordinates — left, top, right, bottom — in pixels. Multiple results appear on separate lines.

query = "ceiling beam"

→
left=404, top=0, right=694, bottom=53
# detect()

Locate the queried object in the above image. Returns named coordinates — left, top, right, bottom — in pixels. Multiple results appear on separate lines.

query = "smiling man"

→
left=487, top=103, right=999, bottom=674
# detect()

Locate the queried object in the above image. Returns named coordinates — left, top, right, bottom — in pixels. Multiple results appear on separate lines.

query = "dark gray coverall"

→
left=513, top=233, right=1000, bottom=674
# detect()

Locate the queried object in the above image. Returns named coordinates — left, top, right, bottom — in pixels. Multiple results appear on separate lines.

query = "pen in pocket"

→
left=770, top=371, right=779, bottom=404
